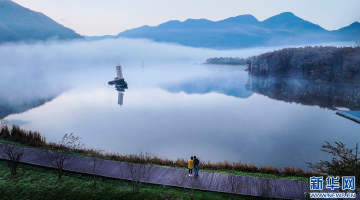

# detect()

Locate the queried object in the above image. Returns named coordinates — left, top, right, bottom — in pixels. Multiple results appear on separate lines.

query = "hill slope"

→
left=0, top=0, right=83, bottom=43
left=115, top=12, right=360, bottom=49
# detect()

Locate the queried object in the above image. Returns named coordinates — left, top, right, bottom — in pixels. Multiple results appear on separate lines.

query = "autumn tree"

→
left=40, top=133, right=83, bottom=178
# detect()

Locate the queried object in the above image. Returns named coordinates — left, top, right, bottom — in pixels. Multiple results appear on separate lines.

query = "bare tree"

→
left=123, top=151, right=154, bottom=193
left=0, top=143, right=24, bottom=175
left=40, top=133, right=83, bottom=178
left=89, top=148, right=105, bottom=185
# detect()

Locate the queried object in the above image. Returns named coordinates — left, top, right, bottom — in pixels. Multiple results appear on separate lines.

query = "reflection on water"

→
left=1, top=39, right=359, bottom=170
left=141, top=61, right=145, bottom=72
left=0, top=97, right=55, bottom=119
left=246, top=76, right=360, bottom=110
left=162, top=70, right=253, bottom=99
left=116, top=86, right=127, bottom=107
left=3, top=63, right=359, bottom=170
left=0, top=69, right=69, bottom=119
left=118, top=91, right=124, bottom=106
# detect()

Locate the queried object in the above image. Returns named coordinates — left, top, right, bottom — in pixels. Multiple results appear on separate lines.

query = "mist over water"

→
left=1, top=38, right=358, bottom=169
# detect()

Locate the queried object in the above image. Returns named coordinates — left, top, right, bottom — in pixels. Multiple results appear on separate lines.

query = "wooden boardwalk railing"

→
left=0, top=144, right=359, bottom=199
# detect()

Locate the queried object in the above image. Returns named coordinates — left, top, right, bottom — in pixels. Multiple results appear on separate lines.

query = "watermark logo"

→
left=342, top=176, right=355, bottom=190
left=326, top=176, right=340, bottom=190
left=310, top=176, right=356, bottom=198
left=310, top=176, right=323, bottom=190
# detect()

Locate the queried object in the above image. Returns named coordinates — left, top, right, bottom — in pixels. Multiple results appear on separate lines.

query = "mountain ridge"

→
left=109, top=12, right=360, bottom=49
left=0, top=0, right=83, bottom=43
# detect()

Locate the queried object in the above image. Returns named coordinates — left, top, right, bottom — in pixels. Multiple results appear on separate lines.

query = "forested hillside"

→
left=247, top=45, right=360, bottom=83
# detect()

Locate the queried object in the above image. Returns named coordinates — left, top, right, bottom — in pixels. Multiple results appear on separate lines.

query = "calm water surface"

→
left=1, top=39, right=359, bottom=169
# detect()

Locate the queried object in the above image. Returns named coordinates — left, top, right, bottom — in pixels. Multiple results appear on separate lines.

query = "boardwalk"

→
left=0, top=144, right=359, bottom=199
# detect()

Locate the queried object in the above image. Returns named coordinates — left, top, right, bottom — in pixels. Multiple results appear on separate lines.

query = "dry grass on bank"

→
left=0, top=125, right=322, bottom=178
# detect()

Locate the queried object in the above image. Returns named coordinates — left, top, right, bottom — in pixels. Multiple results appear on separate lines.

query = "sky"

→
left=13, top=0, right=360, bottom=36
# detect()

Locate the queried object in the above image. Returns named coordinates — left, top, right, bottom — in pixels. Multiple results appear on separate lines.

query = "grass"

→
left=0, top=137, right=311, bottom=183
left=0, top=162, right=264, bottom=200
left=0, top=124, right=312, bottom=199
left=0, top=137, right=316, bottom=182
left=199, top=169, right=309, bottom=182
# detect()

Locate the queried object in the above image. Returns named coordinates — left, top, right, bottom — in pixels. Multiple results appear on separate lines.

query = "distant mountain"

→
left=333, top=22, right=360, bottom=40
left=104, top=12, right=360, bottom=49
left=0, top=0, right=83, bottom=43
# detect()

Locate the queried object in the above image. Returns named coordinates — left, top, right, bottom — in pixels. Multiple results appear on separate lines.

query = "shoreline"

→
left=0, top=140, right=320, bottom=181
left=0, top=123, right=321, bottom=179
left=0, top=144, right=318, bottom=199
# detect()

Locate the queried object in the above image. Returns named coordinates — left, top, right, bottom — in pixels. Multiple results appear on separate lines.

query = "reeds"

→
left=0, top=125, right=322, bottom=178
left=282, top=166, right=321, bottom=177
left=259, top=165, right=280, bottom=175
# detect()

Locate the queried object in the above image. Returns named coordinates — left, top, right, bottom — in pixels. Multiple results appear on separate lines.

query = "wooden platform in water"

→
left=0, top=144, right=359, bottom=199
left=336, top=111, right=360, bottom=124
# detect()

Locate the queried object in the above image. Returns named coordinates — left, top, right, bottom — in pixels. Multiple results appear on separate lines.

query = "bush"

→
left=307, top=141, right=360, bottom=187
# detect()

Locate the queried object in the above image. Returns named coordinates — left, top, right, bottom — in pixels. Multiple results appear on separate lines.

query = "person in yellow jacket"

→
left=188, top=156, right=194, bottom=176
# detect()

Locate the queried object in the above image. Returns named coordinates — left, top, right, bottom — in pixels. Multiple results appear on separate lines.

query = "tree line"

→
left=206, top=57, right=247, bottom=65
left=246, top=46, right=360, bottom=83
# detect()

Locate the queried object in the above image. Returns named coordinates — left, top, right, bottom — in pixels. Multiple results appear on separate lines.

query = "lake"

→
left=1, top=39, right=359, bottom=170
